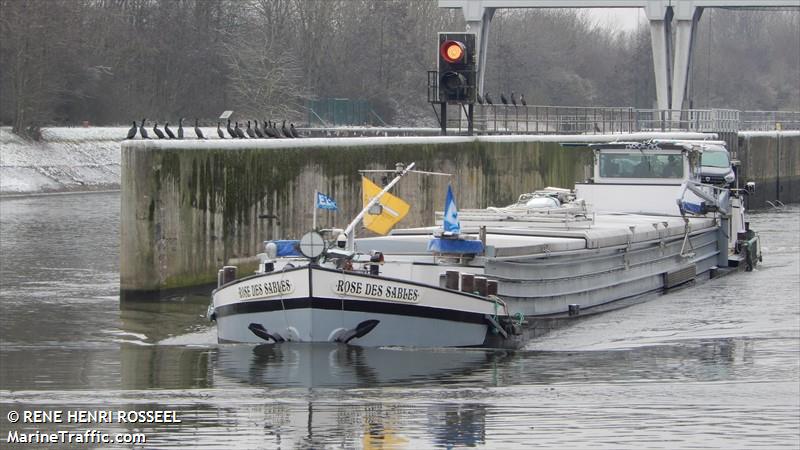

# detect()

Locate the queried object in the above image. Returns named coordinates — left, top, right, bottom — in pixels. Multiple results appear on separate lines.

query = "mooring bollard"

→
left=460, top=273, right=475, bottom=294
left=445, top=270, right=460, bottom=290
left=475, top=276, right=488, bottom=297
left=222, top=266, right=238, bottom=285
left=487, top=280, right=498, bottom=296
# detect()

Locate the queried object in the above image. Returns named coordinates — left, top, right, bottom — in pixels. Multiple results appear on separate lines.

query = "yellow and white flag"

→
left=362, top=176, right=410, bottom=235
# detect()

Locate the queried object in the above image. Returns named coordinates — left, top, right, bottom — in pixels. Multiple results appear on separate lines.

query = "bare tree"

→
left=1, top=0, right=83, bottom=136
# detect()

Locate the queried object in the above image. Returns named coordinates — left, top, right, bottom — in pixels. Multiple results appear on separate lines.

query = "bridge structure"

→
left=438, top=0, right=799, bottom=112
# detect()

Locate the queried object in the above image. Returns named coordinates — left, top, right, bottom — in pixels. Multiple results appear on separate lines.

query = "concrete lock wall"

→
left=120, top=136, right=596, bottom=299
left=737, top=132, right=800, bottom=208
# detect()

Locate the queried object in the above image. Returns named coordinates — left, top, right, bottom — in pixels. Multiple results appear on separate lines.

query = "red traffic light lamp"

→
left=440, top=40, right=466, bottom=64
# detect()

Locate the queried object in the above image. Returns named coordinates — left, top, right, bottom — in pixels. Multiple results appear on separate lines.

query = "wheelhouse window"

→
left=701, top=150, right=730, bottom=168
left=599, top=153, right=684, bottom=179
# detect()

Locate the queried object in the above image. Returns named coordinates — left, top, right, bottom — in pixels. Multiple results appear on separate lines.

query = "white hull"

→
left=213, top=266, right=508, bottom=347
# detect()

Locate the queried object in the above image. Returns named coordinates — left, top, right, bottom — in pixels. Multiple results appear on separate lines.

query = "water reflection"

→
left=216, top=343, right=506, bottom=389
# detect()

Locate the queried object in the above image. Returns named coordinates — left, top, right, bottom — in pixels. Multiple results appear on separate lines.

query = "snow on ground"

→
left=0, top=126, right=125, bottom=195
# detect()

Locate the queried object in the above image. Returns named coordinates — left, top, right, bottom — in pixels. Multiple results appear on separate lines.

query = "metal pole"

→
left=468, top=103, right=474, bottom=135
left=312, top=190, right=318, bottom=230
left=441, top=102, right=447, bottom=136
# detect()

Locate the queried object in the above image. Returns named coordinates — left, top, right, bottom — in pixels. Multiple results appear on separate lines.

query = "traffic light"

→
left=438, top=32, right=476, bottom=104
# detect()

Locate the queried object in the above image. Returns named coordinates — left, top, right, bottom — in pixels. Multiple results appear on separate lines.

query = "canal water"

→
left=1, top=192, right=798, bottom=449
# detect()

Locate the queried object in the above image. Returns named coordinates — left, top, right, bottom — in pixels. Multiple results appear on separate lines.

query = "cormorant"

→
left=511, top=92, right=517, bottom=107
left=178, top=118, right=184, bottom=139
left=195, top=119, right=205, bottom=139
left=281, top=120, right=292, bottom=138
left=500, top=93, right=508, bottom=105
left=164, top=122, right=176, bottom=139
left=226, top=119, right=236, bottom=138
left=253, top=120, right=264, bottom=138
left=484, top=93, right=494, bottom=105
left=153, top=122, right=166, bottom=139
left=246, top=120, right=256, bottom=138
left=290, top=124, right=300, bottom=138
left=126, top=121, right=137, bottom=139
left=264, top=120, right=277, bottom=138
left=476, top=93, right=484, bottom=105
left=234, top=122, right=246, bottom=139
left=139, top=118, right=149, bottom=139
left=520, top=94, right=526, bottom=106
left=217, top=122, right=225, bottom=139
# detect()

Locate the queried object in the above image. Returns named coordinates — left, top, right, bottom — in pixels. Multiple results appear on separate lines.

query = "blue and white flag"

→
left=443, top=184, right=460, bottom=234
left=316, top=192, right=337, bottom=210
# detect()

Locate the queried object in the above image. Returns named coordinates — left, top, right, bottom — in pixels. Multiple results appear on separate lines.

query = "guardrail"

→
left=443, top=106, right=797, bottom=134
left=740, top=110, right=800, bottom=131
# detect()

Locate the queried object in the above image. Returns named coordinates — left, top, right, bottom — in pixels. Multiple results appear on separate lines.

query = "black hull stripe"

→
left=214, top=296, right=489, bottom=325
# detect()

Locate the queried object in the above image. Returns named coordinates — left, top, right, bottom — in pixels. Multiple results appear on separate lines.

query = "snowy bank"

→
left=0, top=127, right=125, bottom=195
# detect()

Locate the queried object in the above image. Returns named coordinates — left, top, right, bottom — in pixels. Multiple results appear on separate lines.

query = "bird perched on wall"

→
left=476, top=93, right=484, bottom=105
left=178, top=118, right=184, bottom=139
left=264, top=120, right=277, bottom=138
left=484, top=93, right=494, bottom=105
left=500, top=93, right=508, bottom=105
left=511, top=92, right=517, bottom=107
left=195, top=119, right=205, bottom=139
left=226, top=119, right=236, bottom=138
left=139, top=119, right=149, bottom=139
left=272, top=121, right=284, bottom=138
left=290, top=123, right=300, bottom=138
left=234, top=122, right=246, bottom=139
left=153, top=122, right=166, bottom=139
left=253, top=120, right=264, bottom=138
left=126, top=121, right=137, bottom=139
left=217, top=122, right=225, bottom=139
left=520, top=94, right=527, bottom=106
left=281, top=120, right=292, bottom=138
left=246, top=120, right=256, bottom=138
left=164, top=122, right=176, bottom=139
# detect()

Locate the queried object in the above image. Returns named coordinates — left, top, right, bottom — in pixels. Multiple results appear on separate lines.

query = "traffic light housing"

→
left=438, top=32, right=476, bottom=104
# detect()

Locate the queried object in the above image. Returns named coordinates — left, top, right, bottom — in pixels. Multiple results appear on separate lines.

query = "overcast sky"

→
left=586, top=8, right=643, bottom=31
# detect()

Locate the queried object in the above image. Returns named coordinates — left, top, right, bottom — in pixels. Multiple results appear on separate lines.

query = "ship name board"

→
left=333, top=279, right=421, bottom=304
left=238, top=279, right=294, bottom=300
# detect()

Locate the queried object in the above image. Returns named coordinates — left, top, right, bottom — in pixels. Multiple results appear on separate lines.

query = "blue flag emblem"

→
left=316, top=192, right=337, bottom=210
left=443, top=185, right=460, bottom=234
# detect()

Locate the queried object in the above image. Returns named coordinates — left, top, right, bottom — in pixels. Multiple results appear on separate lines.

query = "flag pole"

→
left=312, top=190, right=318, bottom=230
